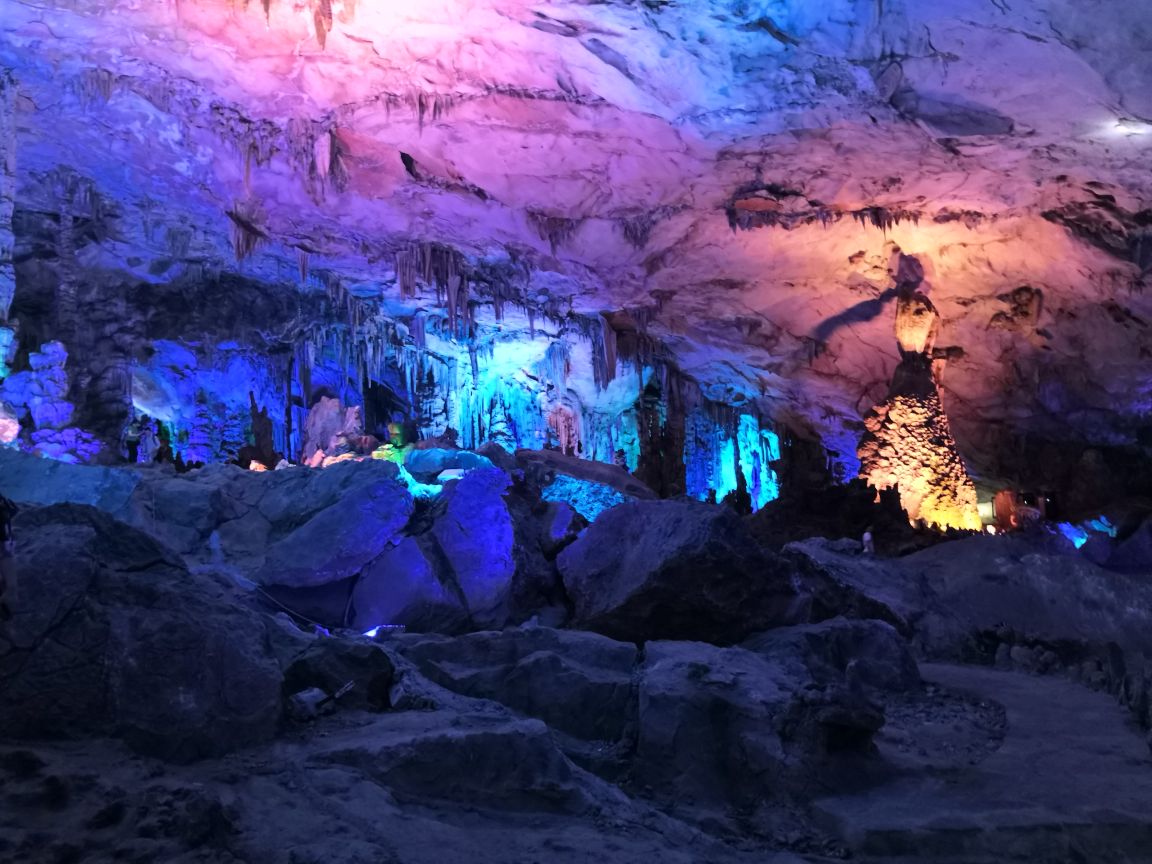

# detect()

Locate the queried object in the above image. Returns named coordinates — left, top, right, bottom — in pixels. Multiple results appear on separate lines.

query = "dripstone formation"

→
left=858, top=256, right=981, bottom=532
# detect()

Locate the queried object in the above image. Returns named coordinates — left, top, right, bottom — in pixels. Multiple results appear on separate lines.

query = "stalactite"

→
left=297, top=249, right=309, bottom=284
left=548, top=404, right=581, bottom=455
left=591, top=313, right=618, bottom=389
left=227, top=206, right=268, bottom=261
left=77, top=68, right=116, bottom=105
left=0, top=70, right=14, bottom=322
left=851, top=206, right=921, bottom=232
left=328, top=130, right=350, bottom=192
left=619, top=213, right=657, bottom=250
left=617, top=207, right=681, bottom=250
left=314, top=0, right=334, bottom=49
left=446, top=275, right=461, bottom=337
left=410, top=313, right=426, bottom=350
left=540, top=340, right=570, bottom=389
left=395, top=247, right=418, bottom=298
left=528, top=212, right=582, bottom=254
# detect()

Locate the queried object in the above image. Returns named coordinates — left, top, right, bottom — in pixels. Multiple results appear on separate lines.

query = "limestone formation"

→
left=858, top=264, right=981, bottom=532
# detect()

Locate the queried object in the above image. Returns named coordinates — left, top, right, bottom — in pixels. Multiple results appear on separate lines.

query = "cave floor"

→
left=2, top=664, right=1151, bottom=864
left=814, top=663, right=1152, bottom=863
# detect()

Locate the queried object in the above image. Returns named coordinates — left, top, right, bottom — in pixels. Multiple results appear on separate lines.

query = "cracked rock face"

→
left=1, top=0, right=1151, bottom=497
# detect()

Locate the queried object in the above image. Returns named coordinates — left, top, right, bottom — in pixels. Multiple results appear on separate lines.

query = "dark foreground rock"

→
left=395, top=627, right=639, bottom=744
left=789, top=534, right=1152, bottom=659
left=558, top=499, right=800, bottom=643
left=254, top=474, right=413, bottom=589
left=817, top=664, right=1152, bottom=863
left=0, top=504, right=284, bottom=762
left=789, top=533, right=1152, bottom=738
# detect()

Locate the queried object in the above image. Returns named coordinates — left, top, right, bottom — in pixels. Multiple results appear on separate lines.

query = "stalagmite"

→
left=857, top=256, right=981, bottom=532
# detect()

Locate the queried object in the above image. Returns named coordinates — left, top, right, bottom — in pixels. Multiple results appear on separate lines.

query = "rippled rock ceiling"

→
left=1, top=0, right=1151, bottom=503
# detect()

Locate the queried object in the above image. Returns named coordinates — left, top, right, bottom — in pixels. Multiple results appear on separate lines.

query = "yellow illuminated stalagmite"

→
left=857, top=256, right=982, bottom=532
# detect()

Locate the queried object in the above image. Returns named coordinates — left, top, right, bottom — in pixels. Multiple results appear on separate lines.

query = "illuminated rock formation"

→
left=858, top=261, right=981, bottom=532
left=1, top=0, right=1152, bottom=505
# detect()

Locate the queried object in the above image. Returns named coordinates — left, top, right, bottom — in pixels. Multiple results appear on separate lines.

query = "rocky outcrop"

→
left=396, top=628, right=638, bottom=746
left=316, top=711, right=618, bottom=814
left=3, top=496, right=1152, bottom=864
left=558, top=499, right=799, bottom=643
left=0, top=504, right=285, bottom=761
left=351, top=536, right=464, bottom=632
left=788, top=532, right=1152, bottom=741
left=430, top=467, right=516, bottom=621
left=254, top=474, right=413, bottom=589
left=634, top=631, right=892, bottom=812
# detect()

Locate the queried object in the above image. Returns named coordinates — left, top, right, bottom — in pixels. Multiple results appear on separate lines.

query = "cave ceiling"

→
left=2, top=0, right=1151, bottom=483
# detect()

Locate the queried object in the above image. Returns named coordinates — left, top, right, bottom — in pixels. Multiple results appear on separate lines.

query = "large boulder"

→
left=743, top=618, right=921, bottom=694
left=635, top=635, right=886, bottom=811
left=351, top=536, right=468, bottom=633
left=789, top=534, right=1152, bottom=659
left=1108, top=515, right=1152, bottom=574
left=0, top=447, right=139, bottom=512
left=315, top=712, right=621, bottom=814
left=281, top=639, right=396, bottom=712
left=0, top=504, right=284, bottom=762
left=558, top=499, right=800, bottom=643
left=349, top=467, right=522, bottom=633
left=395, top=627, right=638, bottom=743
left=254, top=474, right=414, bottom=588
left=0, top=450, right=414, bottom=576
left=430, top=467, right=516, bottom=624
left=404, top=447, right=494, bottom=481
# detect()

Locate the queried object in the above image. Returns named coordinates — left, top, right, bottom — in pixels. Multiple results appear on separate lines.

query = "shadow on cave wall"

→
left=810, top=288, right=899, bottom=352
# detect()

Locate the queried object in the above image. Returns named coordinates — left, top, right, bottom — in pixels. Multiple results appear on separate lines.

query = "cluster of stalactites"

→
left=293, top=255, right=784, bottom=503
left=591, top=313, right=617, bottom=389
left=394, top=242, right=473, bottom=339
left=684, top=408, right=781, bottom=511
left=0, top=70, right=13, bottom=322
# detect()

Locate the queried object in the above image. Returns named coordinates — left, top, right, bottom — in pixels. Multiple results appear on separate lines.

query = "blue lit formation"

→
left=1057, top=516, right=1117, bottom=549
left=1057, top=522, right=1089, bottom=549
left=685, top=410, right=781, bottom=511
left=2, top=261, right=786, bottom=516
left=542, top=474, right=630, bottom=521
left=132, top=340, right=292, bottom=463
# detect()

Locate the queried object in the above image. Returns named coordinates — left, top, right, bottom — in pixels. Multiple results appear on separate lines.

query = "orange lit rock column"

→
left=857, top=275, right=981, bottom=532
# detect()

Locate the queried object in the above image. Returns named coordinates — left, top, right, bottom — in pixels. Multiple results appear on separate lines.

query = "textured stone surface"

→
left=635, top=638, right=884, bottom=811
left=431, top=467, right=516, bottom=622
left=558, top=499, right=799, bottom=643
left=857, top=275, right=981, bottom=531
left=351, top=536, right=466, bottom=632
left=816, top=663, right=1152, bottom=862
left=397, top=627, right=638, bottom=743
left=2, top=1, right=1151, bottom=493
left=789, top=534, right=1152, bottom=659
left=254, top=475, right=414, bottom=588
left=0, top=504, right=284, bottom=762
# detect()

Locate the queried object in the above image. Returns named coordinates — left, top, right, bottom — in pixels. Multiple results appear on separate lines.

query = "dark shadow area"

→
left=811, top=288, right=898, bottom=348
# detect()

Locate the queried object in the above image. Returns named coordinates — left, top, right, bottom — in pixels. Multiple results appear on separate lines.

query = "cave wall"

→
left=0, top=0, right=1150, bottom=506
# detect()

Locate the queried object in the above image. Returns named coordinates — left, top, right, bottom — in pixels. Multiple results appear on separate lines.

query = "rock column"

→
left=857, top=256, right=981, bottom=531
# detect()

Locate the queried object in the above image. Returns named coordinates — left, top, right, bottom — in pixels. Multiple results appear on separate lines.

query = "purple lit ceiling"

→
left=1, top=0, right=1150, bottom=485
